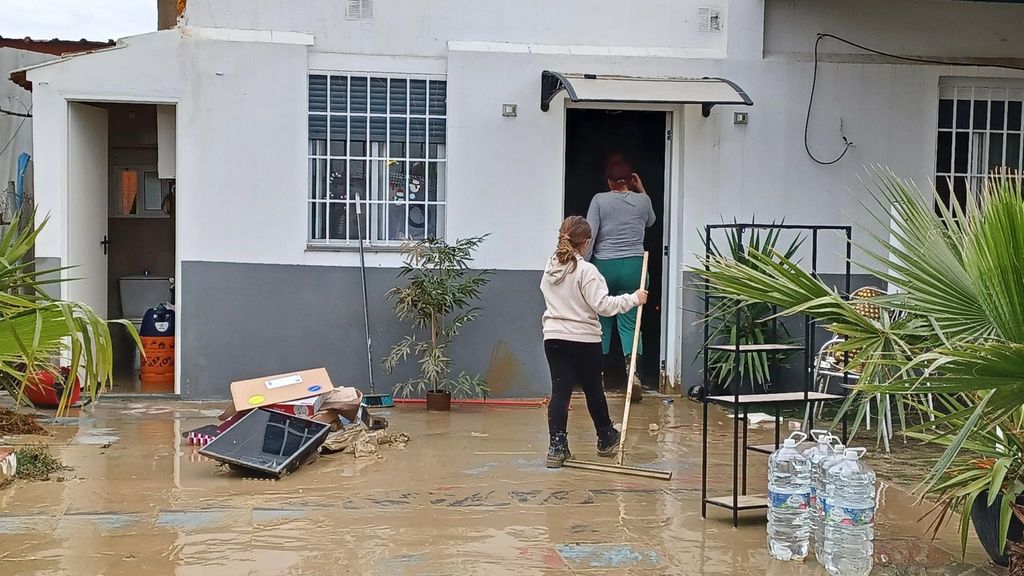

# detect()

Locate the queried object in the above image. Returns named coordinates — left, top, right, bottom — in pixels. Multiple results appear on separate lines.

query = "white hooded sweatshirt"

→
left=540, top=255, right=639, bottom=343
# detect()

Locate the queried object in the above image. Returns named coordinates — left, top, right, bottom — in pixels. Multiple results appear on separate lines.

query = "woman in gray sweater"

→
left=586, top=157, right=656, bottom=401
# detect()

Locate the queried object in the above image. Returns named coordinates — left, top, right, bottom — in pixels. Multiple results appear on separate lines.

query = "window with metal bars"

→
left=308, top=73, right=447, bottom=246
left=935, top=81, right=1024, bottom=213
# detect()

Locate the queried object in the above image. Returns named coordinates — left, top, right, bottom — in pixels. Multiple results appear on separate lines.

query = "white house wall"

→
left=22, top=0, right=1024, bottom=397
left=29, top=31, right=186, bottom=266
left=765, top=0, right=1024, bottom=61
left=183, top=0, right=730, bottom=58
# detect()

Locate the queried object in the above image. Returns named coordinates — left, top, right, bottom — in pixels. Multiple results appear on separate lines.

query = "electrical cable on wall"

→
left=0, top=99, right=32, bottom=159
left=805, top=33, right=1024, bottom=166
left=0, top=107, right=31, bottom=118
left=0, top=117, right=29, bottom=159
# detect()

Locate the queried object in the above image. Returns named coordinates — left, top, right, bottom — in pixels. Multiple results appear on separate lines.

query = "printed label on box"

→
left=768, top=490, right=810, bottom=511
left=265, top=374, right=303, bottom=390
left=823, top=502, right=874, bottom=526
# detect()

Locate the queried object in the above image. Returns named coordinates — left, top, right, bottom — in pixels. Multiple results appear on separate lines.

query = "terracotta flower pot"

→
left=425, top=390, right=451, bottom=412
left=24, top=368, right=80, bottom=409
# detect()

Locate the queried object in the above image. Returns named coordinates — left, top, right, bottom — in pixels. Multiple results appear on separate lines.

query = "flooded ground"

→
left=0, top=395, right=998, bottom=575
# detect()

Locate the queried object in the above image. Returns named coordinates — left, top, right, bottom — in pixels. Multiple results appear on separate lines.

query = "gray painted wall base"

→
left=180, top=261, right=551, bottom=400
left=30, top=259, right=880, bottom=401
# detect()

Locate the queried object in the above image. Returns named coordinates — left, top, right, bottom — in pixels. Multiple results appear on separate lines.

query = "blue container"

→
left=140, top=304, right=175, bottom=337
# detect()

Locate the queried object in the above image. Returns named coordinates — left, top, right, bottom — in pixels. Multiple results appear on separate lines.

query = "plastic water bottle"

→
left=803, top=431, right=836, bottom=558
left=767, top=431, right=811, bottom=561
left=823, top=448, right=875, bottom=576
left=814, top=442, right=846, bottom=561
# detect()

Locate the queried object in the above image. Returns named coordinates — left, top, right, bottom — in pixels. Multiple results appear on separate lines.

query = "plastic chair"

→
left=803, top=287, right=893, bottom=452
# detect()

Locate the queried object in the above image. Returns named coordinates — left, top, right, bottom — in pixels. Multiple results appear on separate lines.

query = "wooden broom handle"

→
left=617, top=251, right=648, bottom=466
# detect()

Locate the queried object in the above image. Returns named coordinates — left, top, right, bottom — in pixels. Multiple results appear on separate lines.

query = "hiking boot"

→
left=625, top=355, right=644, bottom=403
left=546, top=432, right=571, bottom=468
left=597, top=425, right=621, bottom=457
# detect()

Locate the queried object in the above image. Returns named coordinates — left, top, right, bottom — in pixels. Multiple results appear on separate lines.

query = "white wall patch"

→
left=697, top=7, right=723, bottom=33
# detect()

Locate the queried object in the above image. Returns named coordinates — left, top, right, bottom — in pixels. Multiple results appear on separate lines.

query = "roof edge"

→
left=9, top=41, right=126, bottom=91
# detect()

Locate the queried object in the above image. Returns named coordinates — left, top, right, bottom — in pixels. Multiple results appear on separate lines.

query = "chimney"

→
left=157, top=0, right=183, bottom=30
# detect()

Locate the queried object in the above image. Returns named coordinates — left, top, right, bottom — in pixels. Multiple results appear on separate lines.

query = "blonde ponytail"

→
left=554, top=216, right=592, bottom=273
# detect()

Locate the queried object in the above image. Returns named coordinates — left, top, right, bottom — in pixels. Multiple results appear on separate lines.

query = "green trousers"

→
left=592, top=256, right=645, bottom=357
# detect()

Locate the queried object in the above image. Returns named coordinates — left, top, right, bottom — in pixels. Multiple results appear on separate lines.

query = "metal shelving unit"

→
left=699, top=223, right=852, bottom=527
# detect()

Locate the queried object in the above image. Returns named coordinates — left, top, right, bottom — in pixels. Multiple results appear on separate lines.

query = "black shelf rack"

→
left=699, top=223, right=852, bottom=527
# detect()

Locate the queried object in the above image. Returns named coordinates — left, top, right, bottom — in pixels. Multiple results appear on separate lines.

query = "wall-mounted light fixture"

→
left=733, top=111, right=749, bottom=125
left=502, top=104, right=518, bottom=118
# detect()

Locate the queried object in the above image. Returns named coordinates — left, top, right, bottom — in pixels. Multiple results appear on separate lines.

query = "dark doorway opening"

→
left=563, top=108, right=667, bottom=391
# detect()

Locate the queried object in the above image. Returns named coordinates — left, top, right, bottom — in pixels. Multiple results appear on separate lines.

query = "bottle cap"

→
left=845, top=448, right=860, bottom=459
left=783, top=438, right=797, bottom=448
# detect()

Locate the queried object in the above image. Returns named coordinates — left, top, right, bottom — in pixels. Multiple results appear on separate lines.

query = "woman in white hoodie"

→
left=540, top=215, right=648, bottom=468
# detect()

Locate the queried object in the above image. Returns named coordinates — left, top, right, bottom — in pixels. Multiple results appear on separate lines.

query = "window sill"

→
left=305, top=244, right=407, bottom=253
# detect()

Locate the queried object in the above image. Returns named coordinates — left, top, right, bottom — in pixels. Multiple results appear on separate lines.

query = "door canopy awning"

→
left=540, top=71, right=752, bottom=116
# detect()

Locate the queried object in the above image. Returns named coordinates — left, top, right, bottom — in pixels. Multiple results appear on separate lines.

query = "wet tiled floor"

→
left=0, top=396, right=1000, bottom=575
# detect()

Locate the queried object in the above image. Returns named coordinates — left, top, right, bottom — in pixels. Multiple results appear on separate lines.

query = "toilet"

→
left=119, top=274, right=173, bottom=370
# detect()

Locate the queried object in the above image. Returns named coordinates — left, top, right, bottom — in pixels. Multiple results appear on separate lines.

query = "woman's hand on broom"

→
left=633, top=289, right=648, bottom=305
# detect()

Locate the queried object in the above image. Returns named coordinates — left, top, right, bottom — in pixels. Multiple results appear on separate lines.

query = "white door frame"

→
left=63, top=96, right=181, bottom=395
left=562, top=102, right=682, bottom=389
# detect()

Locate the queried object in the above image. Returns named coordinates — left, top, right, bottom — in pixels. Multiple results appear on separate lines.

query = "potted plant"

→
left=382, top=235, right=492, bottom=411
left=698, top=222, right=802, bottom=394
left=0, top=210, right=134, bottom=415
left=693, top=170, right=1024, bottom=560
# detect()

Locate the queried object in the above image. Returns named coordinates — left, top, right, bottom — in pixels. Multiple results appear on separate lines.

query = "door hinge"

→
left=663, top=245, right=669, bottom=257
left=660, top=360, right=666, bottom=373
left=666, top=129, right=673, bottom=141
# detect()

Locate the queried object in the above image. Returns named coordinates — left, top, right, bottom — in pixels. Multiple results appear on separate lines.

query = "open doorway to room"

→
left=67, top=102, right=176, bottom=394
left=563, top=108, right=668, bottom=392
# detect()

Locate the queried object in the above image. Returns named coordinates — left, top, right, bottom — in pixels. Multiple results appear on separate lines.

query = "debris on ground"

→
left=195, top=368, right=395, bottom=478
left=648, top=423, right=661, bottom=433
left=375, top=431, right=410, bottom=448
left=14, top=445, right=70, bottom=481
left=0, top=448, right=16, bottom=487
left=321, top=426, right=410, bottom=458
left=322, top=425, right=365, bottom=453
left=0, top=407, right=48, bottom=436
left=183, top=424, right=220, bottom=446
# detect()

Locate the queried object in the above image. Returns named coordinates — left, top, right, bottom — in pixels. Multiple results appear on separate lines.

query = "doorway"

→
left=563, top=108, right=668, bottom=391
left=67, top=101, right=177, bottom=394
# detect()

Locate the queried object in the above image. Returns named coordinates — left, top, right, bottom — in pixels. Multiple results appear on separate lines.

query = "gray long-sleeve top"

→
left=586, top=191, right=656, bottom=260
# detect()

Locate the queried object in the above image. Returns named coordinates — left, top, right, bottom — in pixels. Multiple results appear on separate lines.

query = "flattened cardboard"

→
left=229, top=368, right=335, bottom=412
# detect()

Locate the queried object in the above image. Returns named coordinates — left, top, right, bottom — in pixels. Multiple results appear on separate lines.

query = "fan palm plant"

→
left=0, top=210, right=135, bottom=415
left=692, top=169, right=1024, bottom=555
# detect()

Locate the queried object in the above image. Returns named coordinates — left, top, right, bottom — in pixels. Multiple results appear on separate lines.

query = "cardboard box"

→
left=229, top=367, right=335, bottom=412
left=266, top=394, right=327, bottom=418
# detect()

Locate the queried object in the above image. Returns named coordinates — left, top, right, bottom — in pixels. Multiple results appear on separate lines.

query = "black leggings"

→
left=545, top=339, right=613, bottom=435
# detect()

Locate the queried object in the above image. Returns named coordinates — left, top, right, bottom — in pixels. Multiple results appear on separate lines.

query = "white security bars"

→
left=308, top=74, right=447, bottom=246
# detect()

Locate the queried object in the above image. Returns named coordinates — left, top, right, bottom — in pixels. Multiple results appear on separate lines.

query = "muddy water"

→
left=0, top=398, right=997, bottom=575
